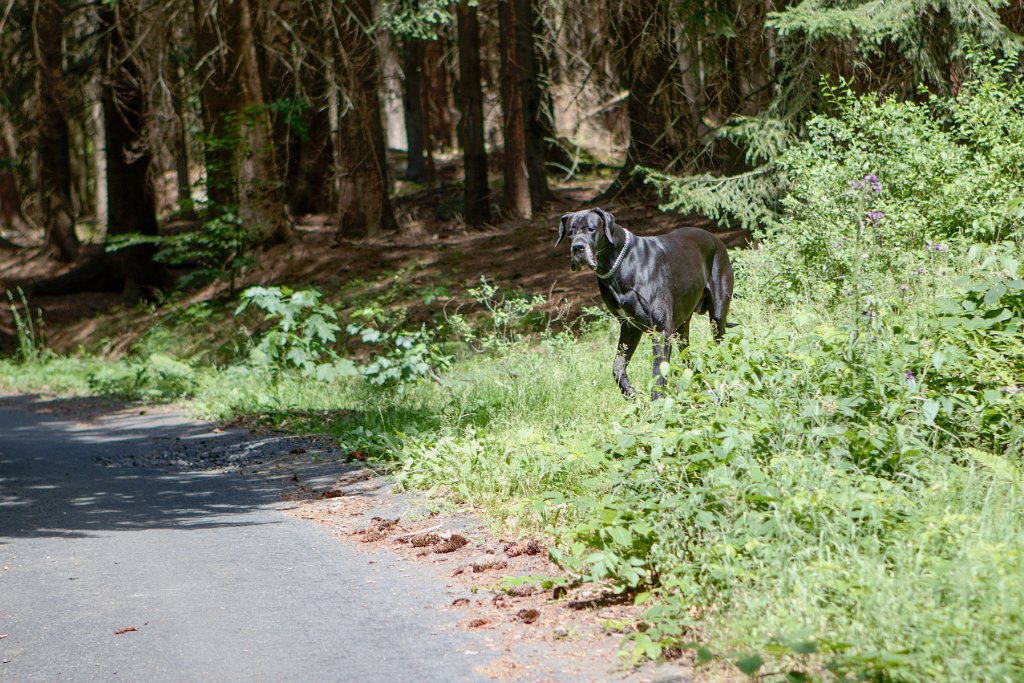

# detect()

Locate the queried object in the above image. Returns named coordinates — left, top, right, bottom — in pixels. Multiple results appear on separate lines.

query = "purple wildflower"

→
left=906, top=370, right=916, bottom=382
left=925, top=240, right=947, bottom=253
left=849, top=179, right=866, bottom=191
left=864, top=173, right=882, bottom=193
left=865, top=210, right=884, bottom=224
left=913, top=267, right=927, bottom=276
left=899, top=284, right=909, bottom=291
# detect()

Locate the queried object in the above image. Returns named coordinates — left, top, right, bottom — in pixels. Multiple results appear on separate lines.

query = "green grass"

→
left=5, top=247, right=1024, bottom=679
left=3, top=245, right=1022, bottom=682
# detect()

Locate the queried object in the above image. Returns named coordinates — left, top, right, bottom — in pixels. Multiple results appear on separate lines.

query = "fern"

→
left=642, top=165, right=783, bottom=233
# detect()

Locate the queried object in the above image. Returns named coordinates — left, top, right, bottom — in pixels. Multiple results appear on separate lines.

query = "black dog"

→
left=556, top=208, right=734, bottom=397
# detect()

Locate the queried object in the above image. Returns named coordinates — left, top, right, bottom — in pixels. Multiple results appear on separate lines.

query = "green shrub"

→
left=744, top=59, right=1024, bottom=307
left=236, top=286, right=357, bottom=382
left=545, top=242, right=1023, bottom=679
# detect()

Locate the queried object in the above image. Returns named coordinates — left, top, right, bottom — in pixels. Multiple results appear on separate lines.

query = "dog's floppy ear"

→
left=593, top=207, right=615, bottom=243
left=555, top=213, right=571, bottom=247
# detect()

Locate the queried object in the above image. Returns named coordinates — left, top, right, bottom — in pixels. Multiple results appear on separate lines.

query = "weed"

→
left=5, top=288, right=44, bottom=362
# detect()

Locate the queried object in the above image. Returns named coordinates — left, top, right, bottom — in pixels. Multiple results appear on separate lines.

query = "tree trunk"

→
left=193, top=0, right=238, bottom=210
left=193, top=0, right=289, bottom=243
left=456, top=2, right=491, bottom=227
left=91, top=98, right=108, bottom=235
left=34, top=0, right=80, bottom=261
left=287, top=99, right=334, bottom=216
left=0, top=133, right=27, bottom=233
left=499, top=0, right=531, bottom=219
left=423, top=37, right=456, bottom=153
left=601, top=0, right=702, bottom=199
left=401, top=36, right=428, bottom=182
left=168, top=43, right=195, bottom=217
left=513, top=0, right=549, bottom=210
left=231, top=0, right=290, bottom=243
left=333, top=0, right=395, bottom=238
left=100, top=4, right=172, bottom=297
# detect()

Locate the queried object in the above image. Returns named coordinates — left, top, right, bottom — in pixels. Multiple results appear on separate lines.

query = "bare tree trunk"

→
left=401, top=36, right=428, bottom=182
left=91, top=98, right=108, bottom=235
left=287, top=99, right=334, bottom=216
left=101, top=4, right=172, bottom=297
left=423, top=38, right=456, bottom=153
left=513, top=0, right=549, bottom=209
left=601, top=0, right=693, bottom=199
left=332, top=0, right=395, bottom=238
left=231, top=0, right=290, bottom=243
left=192, top=0, right=289, bottom=243
left=193, top=0, right=237, bottom=210
left=499, top=0, right=531, bottom=219
left=34, top=0, right=80, bottom=261
left=456, top=2, right=491, bottom=227
left=168, top=44, right=195, bottom=217
left=0, top=133, right=27, bottom=234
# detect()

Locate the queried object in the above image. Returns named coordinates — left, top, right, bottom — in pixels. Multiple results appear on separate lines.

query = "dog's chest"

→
left=599, top=282, right=654, bottom=328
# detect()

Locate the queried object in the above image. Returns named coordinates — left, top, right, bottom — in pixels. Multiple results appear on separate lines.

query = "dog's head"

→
left=555, top=208, right=616, bottom=272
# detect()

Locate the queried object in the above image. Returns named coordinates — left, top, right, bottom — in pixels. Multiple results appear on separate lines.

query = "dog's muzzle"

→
left=570, top=242, right=597, bottom=272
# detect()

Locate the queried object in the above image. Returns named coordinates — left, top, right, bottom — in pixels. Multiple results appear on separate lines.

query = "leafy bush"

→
left=236, top=286, right=356, bottom=381
left=748, top=59, right=1024, bottom=306
left=543, top=240, right=1022, bottom=678
left=347, top=318, right=452, bottom=387
left=108, top=209, right=254, bottom=293
left=446, top=277, right=550, bottom=350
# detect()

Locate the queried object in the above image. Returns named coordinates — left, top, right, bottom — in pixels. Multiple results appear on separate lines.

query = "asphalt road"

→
left=0, top=400, right=503, bottom=682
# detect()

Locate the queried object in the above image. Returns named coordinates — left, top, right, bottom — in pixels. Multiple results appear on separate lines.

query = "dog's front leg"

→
left=613, top=324, right=643, bottom=398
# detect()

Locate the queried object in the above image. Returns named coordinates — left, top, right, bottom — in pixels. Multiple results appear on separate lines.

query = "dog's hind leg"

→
left=676, top=316, right=691, bottom=350
left=709, top=254, right=734, bottom=343
left=651, top=325, right=674, bottom=400
left=613, top=323, right=643, bottom=398
left=710, top=297, right=730, bottom=342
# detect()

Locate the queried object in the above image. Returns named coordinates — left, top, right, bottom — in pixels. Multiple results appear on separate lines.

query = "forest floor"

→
left=0, top=169, right=750, bottom=355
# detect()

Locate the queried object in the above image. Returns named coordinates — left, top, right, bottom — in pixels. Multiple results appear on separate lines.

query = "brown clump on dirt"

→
left=410, top=532, right=440, bottom=547
left=433, top=533, right=469, bottom=554
left=503, top=540, right=543, bottom=557
left=515, top=608, right=540, bottom=624
left=369, top=517, right=400, bottom=530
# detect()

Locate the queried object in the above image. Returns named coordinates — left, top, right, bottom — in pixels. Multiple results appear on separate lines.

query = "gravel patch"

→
left=94, top=433, right=341, bottom=471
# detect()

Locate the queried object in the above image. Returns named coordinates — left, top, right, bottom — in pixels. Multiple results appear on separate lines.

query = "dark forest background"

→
left=1, top=0, right=1022, bottom=297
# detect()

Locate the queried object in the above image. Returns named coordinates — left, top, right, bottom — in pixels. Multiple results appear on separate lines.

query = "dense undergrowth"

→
left=3, top=60, right=1023, bottom=681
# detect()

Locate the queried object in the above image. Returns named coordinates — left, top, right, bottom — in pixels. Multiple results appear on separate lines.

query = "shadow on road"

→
left=0, top=394, right=362, bottom=542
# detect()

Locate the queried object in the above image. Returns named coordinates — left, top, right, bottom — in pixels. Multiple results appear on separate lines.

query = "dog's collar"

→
left=596, top=230, right=633, bottom=280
